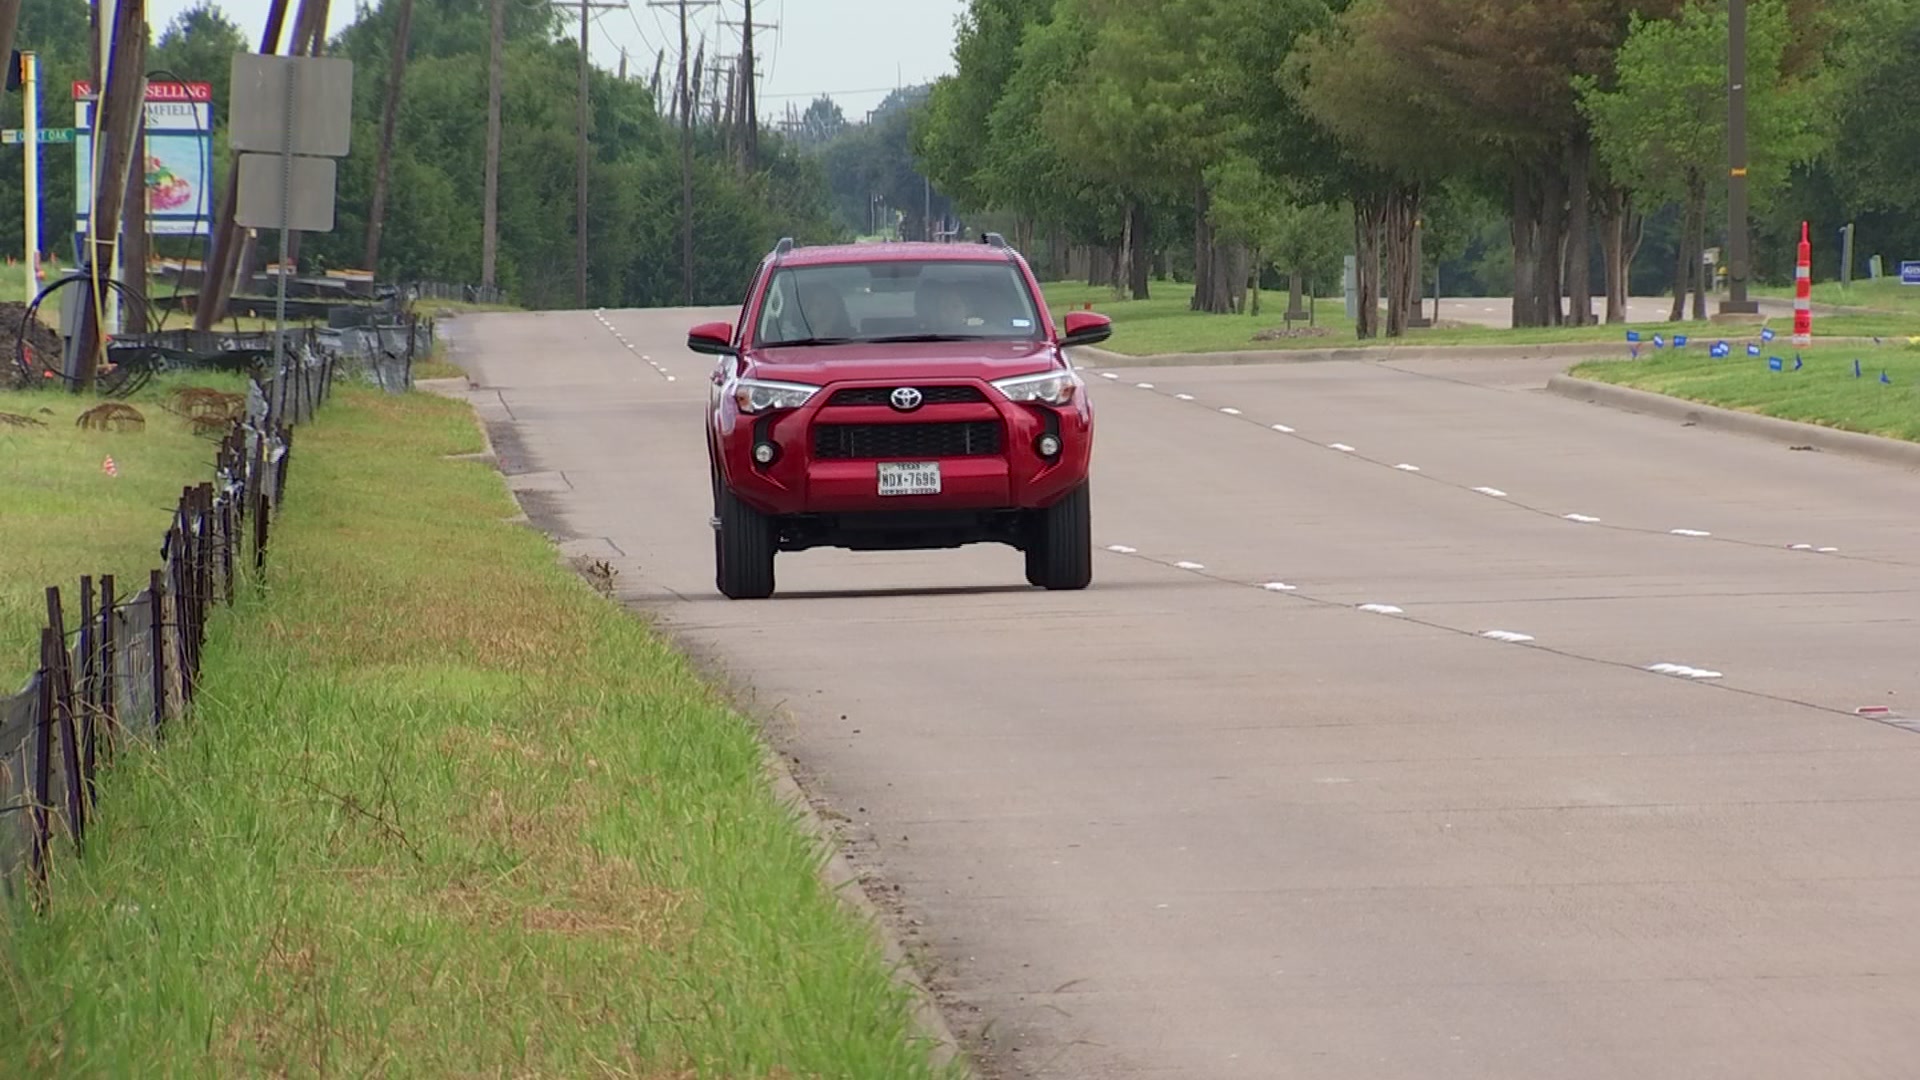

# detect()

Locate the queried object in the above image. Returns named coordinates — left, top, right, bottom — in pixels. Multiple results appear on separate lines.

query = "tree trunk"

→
left=1354, top=192, right=1385, bottom=339
left=1565, top=135, right=1594, bottom=326
left=1510, top=167, right=1540, bottom=328
left=1126, top=199, right=1150, bottom=300
left=1287, top=270, right=1307, bottom=321
left=1191, top=182, right=1213, bottom=312
left=1250, top=247, right=1262, bottom=317
left=1536, top=163, right=1567, bottom=327
left=1384, top=183, right=1421, bottom=336
left=1669, top=189, right=1695, bottom=321
left=1599, top=185, right=1627, bottom=323
left=1688, top=172, right=1708, bottom=320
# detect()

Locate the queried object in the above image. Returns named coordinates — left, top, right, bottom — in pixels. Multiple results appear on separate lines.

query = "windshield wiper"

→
left=863, top=333, right=985, bottom=344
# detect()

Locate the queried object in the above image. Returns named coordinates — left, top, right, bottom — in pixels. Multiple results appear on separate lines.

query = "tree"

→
left=1579, top=0, right=1823, bottom=320
left=795, top=96, right=847, bottom=149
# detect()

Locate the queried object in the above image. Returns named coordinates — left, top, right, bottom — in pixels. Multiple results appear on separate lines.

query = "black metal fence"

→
left=0, top=356, right=328, bottom=902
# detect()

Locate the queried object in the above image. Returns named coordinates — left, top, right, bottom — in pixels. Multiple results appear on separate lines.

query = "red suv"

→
left=689, top=235, right=1112, bottom=599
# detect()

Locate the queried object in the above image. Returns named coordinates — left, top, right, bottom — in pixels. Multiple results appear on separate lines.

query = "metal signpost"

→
left=227, top=52, right=353, bottom=382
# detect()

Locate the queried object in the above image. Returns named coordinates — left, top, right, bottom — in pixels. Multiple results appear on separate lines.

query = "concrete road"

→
left=451, top=308, right=1920, bottom=1080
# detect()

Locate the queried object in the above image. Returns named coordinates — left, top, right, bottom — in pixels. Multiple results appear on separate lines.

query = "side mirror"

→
left=687, top=321, right=736, bottom=356
left=1059, top=310, right=1112, bottom=349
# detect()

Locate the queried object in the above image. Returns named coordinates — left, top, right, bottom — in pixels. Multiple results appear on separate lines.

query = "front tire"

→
left=716, top=484, right=776, bottom=599
left=1028, top=482, right=1092, bottom=590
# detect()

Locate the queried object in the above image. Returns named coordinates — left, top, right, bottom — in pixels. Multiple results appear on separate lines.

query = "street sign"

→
left=235, top=153, right=337, bottom=232
left=1901, top=261, right=1920, bottom=286
left=2, top=127, right=74, bottom=144
left=229, top=54, right=354, bottom=157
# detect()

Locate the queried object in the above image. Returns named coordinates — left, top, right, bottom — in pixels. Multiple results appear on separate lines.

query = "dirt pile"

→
left=1, top=301, right=67, bottom=387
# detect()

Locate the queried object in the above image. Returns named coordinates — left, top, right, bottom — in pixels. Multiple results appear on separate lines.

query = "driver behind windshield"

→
left=916, top=281, right=980, bottom=335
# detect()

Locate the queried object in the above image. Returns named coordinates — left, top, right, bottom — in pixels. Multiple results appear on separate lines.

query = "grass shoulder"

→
left=0, top=384, right=956, bottom=1077
left=1569, top=342, right=1920, bottom=443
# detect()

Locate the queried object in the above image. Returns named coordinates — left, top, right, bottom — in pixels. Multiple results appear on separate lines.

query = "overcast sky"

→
left=141, top=0, right=968, bottom=116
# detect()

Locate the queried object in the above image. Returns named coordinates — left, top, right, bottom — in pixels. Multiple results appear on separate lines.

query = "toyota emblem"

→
left=889, top=387, right=924, bottom=412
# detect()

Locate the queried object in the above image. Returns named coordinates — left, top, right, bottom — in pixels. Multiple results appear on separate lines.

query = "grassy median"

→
left=1042, top=280, right=1918, bottom=356
left=1, top=386, right=954, bottom=1078
left=1571, top=342, right=1920, bottom=442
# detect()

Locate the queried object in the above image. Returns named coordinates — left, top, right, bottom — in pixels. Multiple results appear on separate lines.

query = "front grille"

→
left=812, top=422, right=1003, bottom=460
left=827, top=385, right=988, bottom=407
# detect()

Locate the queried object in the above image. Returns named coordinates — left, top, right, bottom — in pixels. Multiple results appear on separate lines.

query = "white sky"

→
left=141, top=0, right=968, bottom=116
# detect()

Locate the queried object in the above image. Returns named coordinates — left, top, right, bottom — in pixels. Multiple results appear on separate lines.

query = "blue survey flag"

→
left=1710, top=341, right=1730, bottom=358
left=1653, top=334, right=1666, bottom=348
left=1793, top=354, right=1803, bottom=371
left=1882, top=370, right=1893, bottom=384
left=1626, top=330, right=1642, bottom=343
left=1762, top=327, right=1777, bottom=342
left=1674, top=334, right=1689, bottom=348
left=1768, top=356, right=1784, bottom=371
left=1855, top=358, right=1863, bottom=377
left=1747, top=343, right=1761, bottom=356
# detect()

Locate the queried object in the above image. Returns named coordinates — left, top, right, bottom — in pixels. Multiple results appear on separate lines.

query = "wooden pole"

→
left=363, top=0, right=414, bottom=276
left=481, top=0, right=503, bottom=289
left=193, top=0, right=290, bottom=330
left=69, top=0, right=146, bottom=390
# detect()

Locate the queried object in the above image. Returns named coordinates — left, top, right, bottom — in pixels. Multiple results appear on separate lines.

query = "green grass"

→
left=0, top=377, right=246, bottom=690
left=1042, top=279, right=1920, bottom=357
left=0, top=386, right=958, bottom=1078
left=1571, top=341, right=1920, bottom=442
left=1752, top=276, right=1920, bottom=317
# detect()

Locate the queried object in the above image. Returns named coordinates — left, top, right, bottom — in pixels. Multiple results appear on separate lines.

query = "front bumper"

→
left=716, top=379, right=1093, bottom=517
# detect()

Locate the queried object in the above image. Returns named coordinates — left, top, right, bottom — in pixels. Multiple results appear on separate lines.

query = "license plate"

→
left=877, top=461, right=941, bottom=496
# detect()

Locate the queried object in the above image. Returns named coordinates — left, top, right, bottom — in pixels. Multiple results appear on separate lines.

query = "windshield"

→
left=754, top=259, right=1044, bottom=347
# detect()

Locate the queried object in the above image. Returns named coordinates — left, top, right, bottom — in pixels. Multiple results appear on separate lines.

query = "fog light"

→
left=1035, top=433, right=1062, bottom=458
left=753, top=442, right=777, bottom=465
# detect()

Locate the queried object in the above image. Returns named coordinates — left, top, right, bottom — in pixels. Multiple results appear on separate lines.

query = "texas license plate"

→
left=877, top=461, right=941, bottom=496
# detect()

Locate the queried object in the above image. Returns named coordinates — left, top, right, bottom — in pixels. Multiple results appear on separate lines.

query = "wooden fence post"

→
left=149, top=569, right=168, bottom=736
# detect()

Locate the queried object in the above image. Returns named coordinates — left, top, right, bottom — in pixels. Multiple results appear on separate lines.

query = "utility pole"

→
left=649, top=0, right=715, bottom=305
left=481, top=0, right=502, bottom=289
left=71, top=0, right=147, bottom=390
left=719, top=0, right=774, bottom=174
left=363, top=0, right=413, bottom=275
left=193, top=0, right=291, bottom=330
left=572, top=0, right=622, bottom=308
left=0, top=1, right=23, bottom=99
left=1719, top=0, right=1759, bottom=316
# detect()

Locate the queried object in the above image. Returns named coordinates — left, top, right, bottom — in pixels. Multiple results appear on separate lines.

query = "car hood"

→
left=747, top=340, right=1064, bottom=384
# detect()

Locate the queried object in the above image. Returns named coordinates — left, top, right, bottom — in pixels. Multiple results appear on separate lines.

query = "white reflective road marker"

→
left=1271, top=424, right=1295, bottom=433
left=1481, top=630, right=1535, bottom=643
left=1564, top=513, right=1601, bottom=523
left=1176, top=393, right=1196, bottom=401
left=1136, top=382, right=1155, bottom=389
left=1220, top=407, right=1242, bottom=415
left=1175, top=561, right=1207, bottom=571
left=1101, top=372, right=1119, bottom=379
left=1394, top=463, right=1420, bottom=472
left=1329, top=443, right=1355, bottom=452
left=1472, top=486, right=1508, bottom=498
left=1647, top=662, right=1724, bottom=679
left=1817, top=547, right=1839, bottom=553
left=1358, top=603, right=1404, bottom=615
left=1105, top=545, right=1138, bottom=554
left=1670, top=528, right=1712, bottom=537
left=1261, top=582, right=1297, bottom=592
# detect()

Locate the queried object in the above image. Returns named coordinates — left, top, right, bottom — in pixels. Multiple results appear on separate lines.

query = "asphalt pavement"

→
left=450, top=308, right=1920, bottom=1080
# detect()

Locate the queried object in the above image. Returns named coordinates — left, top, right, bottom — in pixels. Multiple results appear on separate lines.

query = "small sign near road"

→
left=2, top=127, right=76, bottom=144
left=1900, top=261, right=1920, bottom=286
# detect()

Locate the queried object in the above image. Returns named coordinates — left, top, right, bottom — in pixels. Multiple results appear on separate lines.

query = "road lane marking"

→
left=1271, top=424, right=1295, bottom=433
left=1472, top=486, right=1508, bottom=498
left=1174, top=561, right=1206, bottom=570
left=1358, top=603, right=1404, bottom=615
left=1394, top=463, right=1420, bottom=471
left=1564, top=513, right=1601, bottom=523
left=1261, top=582, right=1297, bottom=592
left=1481, top=630, right=1535, bottom=643
left=1670, top=528, right=1712, bottom=537
left=1647, top=662, right=1724, bottom=679
left=1329, top=443, right=1355, bottom=452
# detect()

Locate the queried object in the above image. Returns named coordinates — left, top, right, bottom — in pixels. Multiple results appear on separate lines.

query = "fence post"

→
left=77, top=577, right=99, bottom=812
left=29, top=634, right=52, bottom=888
left=44, top=588, right=84, bottom=852
left=98, top=574, right=118, bottom=762
left=149, top=568, right=168, bottom=736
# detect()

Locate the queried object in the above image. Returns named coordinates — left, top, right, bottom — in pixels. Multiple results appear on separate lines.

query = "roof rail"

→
left=773, top=237, right=795, bottom=256
left=981, top=232, right=1008, bottom=249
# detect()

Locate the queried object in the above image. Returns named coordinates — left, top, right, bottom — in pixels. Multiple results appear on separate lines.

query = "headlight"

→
left=732, top=378, right=819, bottom=414
left=991, top=369, right=1080, bottom=406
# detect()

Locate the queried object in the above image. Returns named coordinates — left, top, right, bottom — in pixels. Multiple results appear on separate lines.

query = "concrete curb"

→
left=1071, top=340, right=1623, bottom=369
left=1072, top=336, right=1890, bottom=371
left=1544, top=373, right=1920, bottom=472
